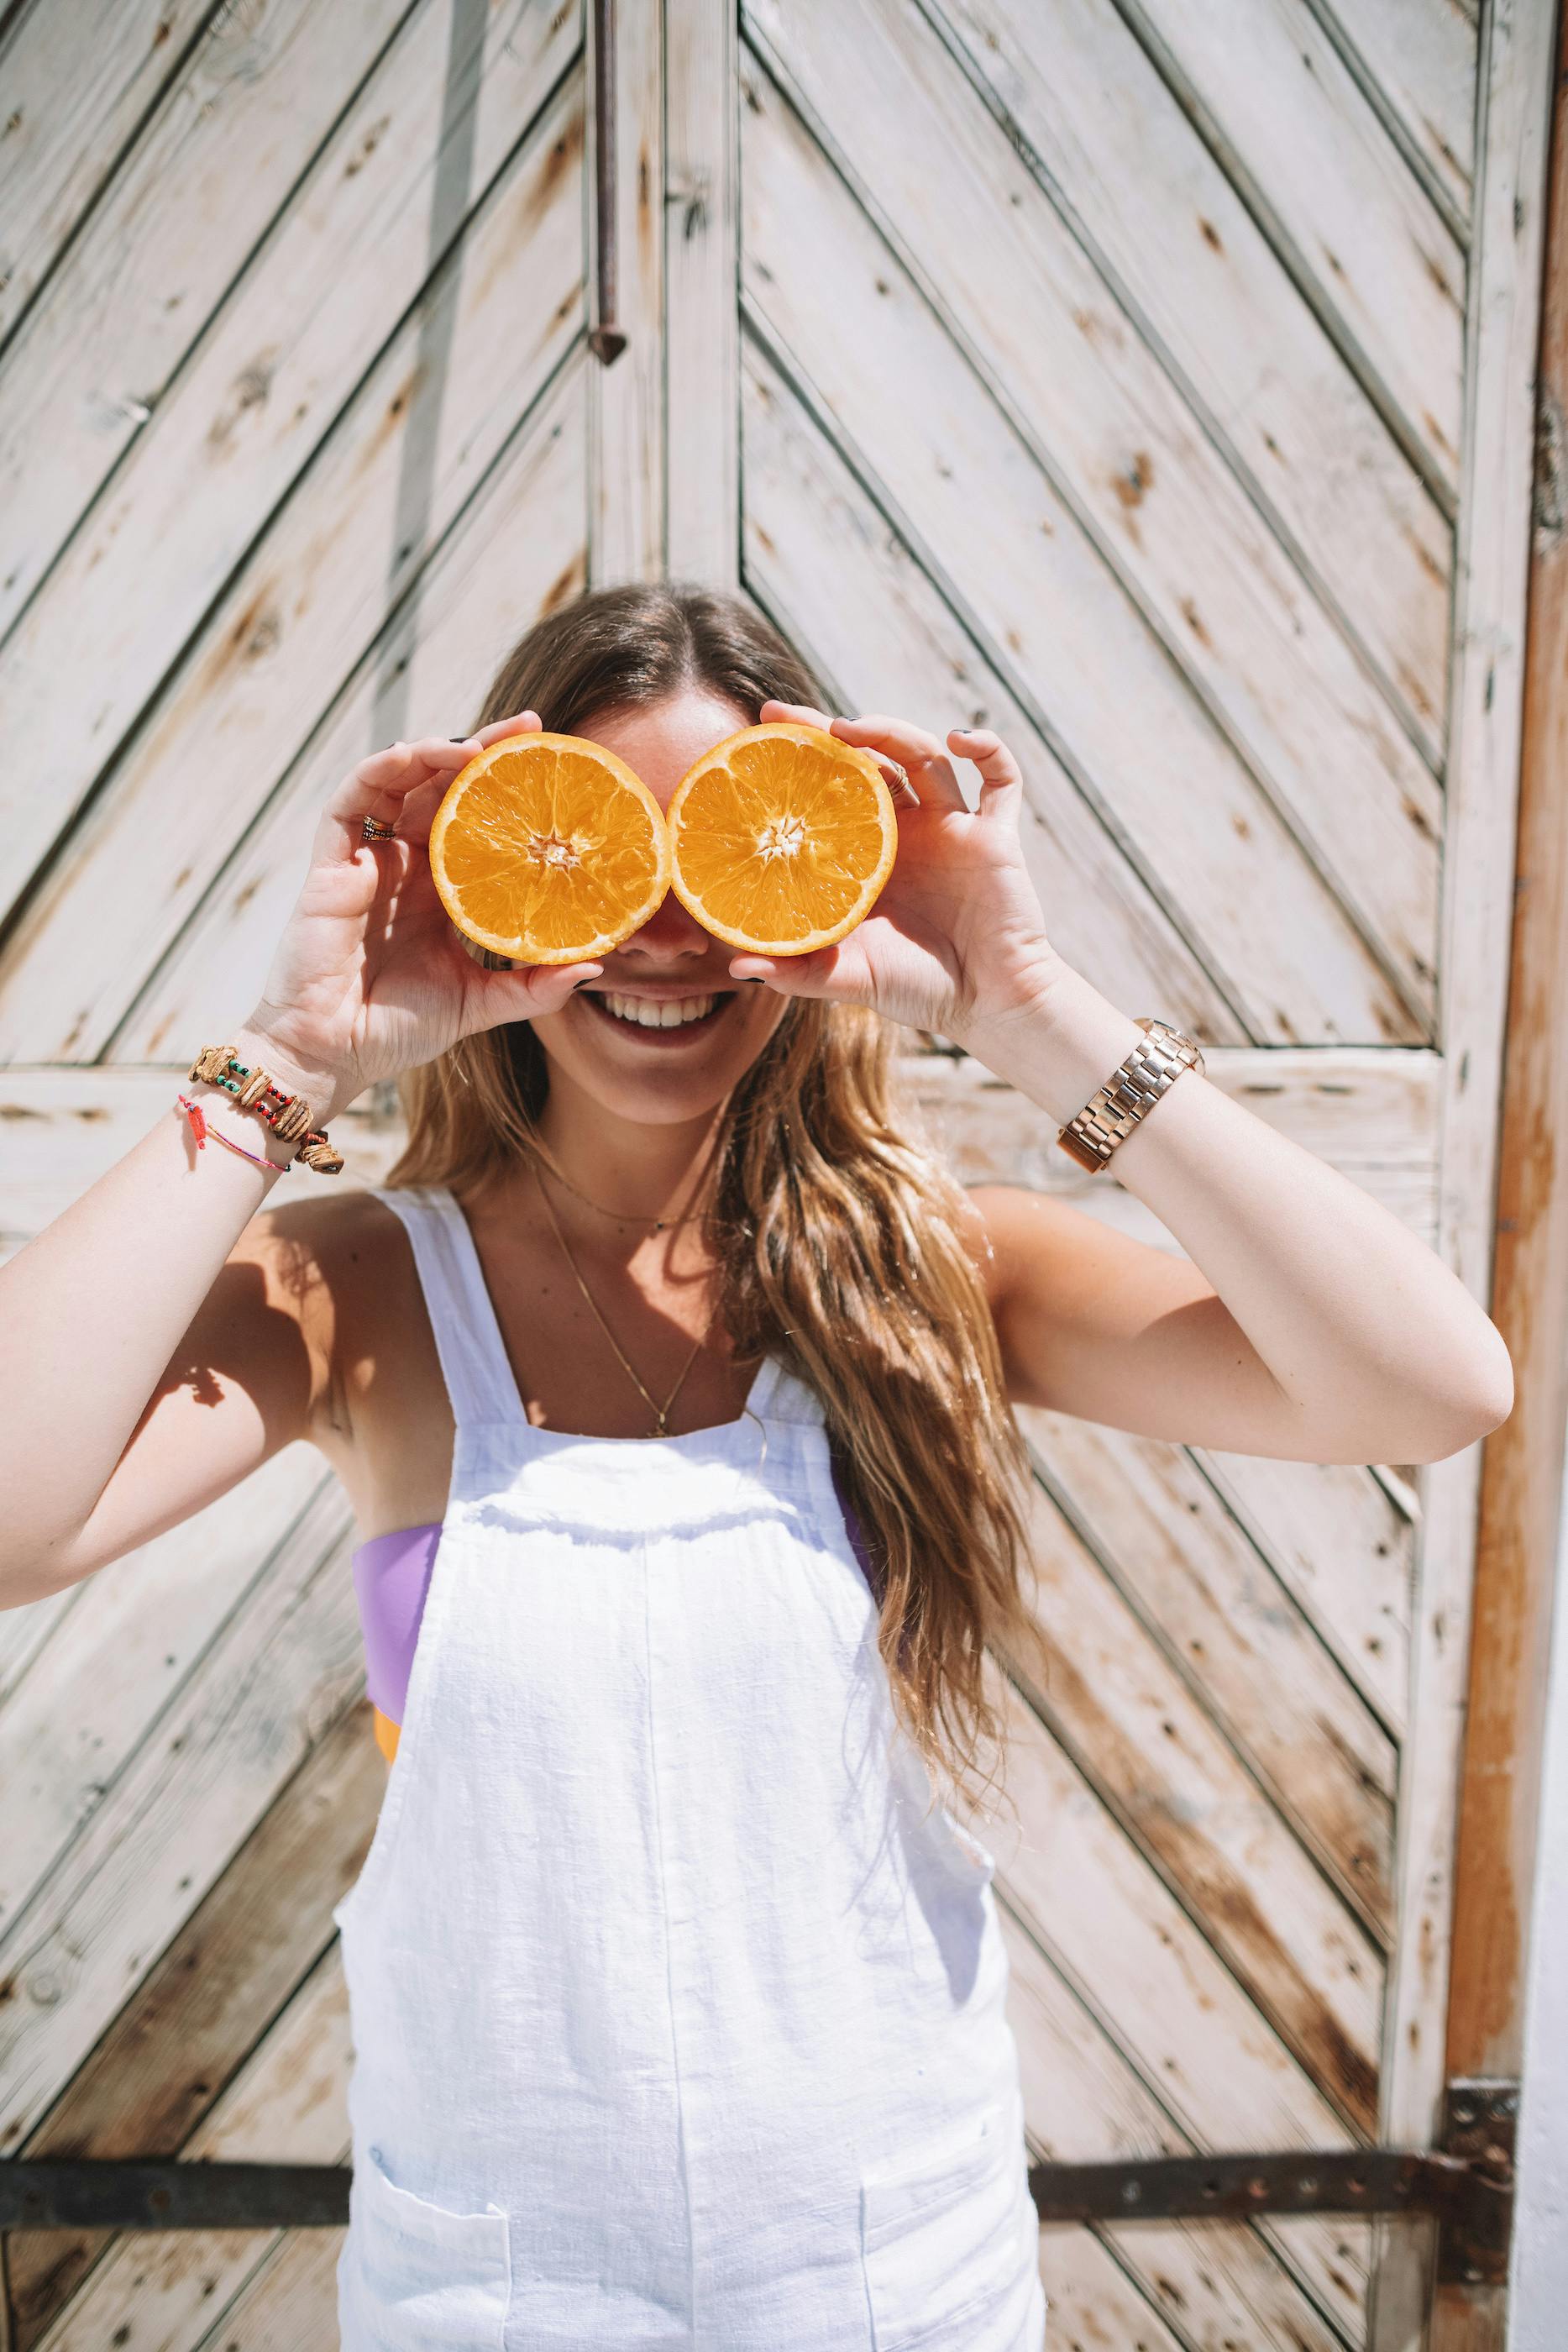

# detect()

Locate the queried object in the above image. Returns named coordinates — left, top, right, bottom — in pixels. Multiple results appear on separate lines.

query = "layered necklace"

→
left=530, top=1148, right=721, bottom=1439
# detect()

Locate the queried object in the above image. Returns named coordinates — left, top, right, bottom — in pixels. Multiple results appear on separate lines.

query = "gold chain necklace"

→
left=528, top=1138, right=716, bottom=1233
left=532, top=1160, right=716, bottom=1437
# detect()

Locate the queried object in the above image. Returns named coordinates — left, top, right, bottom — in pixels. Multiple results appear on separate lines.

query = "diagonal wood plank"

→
left=1115, top=0, right=1466, bottom=492
left=186, top=2226, right=344, bottom=2352
left=1005, top=1482, right=1384, bottom=2133
left=0, top=1446, right=327, bottom=1938
left=929, top=0, right=1452, bottom=748
left=1314, top=0, right=1478, bottom=223
left=1002, top=1906, right=1347, bottom=2349
left=0, top=83, right=584, bottom=1063
left=29, top=1950, right=350, bottom=2352
left=989, top=1681, right=1369, bottom=2336
left=740, top=306, right=1418, bottom=1047
left=113, top=349, right=589, bottom=1062
left=0, top=0, right=215, bottom=347
left=737, top=345, right=1246, bottom=1044
left=1019, top=1409, right=1398, bottom=1942
left=8, top=1708, right=376, bottom=2349
left=1198, top=1446, right=1414, bottom=1738
left=0, top=0, right=581, bottom=937
left=0, top=1485, right=359, bottom=2150
left=0, top=0, right=415, bottom=642
left=746, top=4, right=1444, bottom=1027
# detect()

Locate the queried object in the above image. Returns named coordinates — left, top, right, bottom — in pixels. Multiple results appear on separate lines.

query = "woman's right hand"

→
left=233, top=714, right=603, bottom=1120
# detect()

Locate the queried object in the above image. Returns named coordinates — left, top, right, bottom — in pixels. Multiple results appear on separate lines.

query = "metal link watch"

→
left=1057, top=1016, right=1205, bottom=1173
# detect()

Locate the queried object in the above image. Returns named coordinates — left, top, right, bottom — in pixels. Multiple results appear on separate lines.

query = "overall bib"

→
left=333, top=1183, right=1046, bottom=2350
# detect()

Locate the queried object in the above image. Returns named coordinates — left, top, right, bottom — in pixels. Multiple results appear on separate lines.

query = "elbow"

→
left=1403, top=1326, right=1515, bottom=1464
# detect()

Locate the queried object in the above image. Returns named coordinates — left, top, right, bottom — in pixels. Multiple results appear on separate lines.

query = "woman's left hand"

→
left=730, top=702, right=1062, bottom=1042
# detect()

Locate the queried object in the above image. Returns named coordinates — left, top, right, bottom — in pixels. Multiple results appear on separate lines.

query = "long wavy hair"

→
left=385, top=581, right=1043, bottom=1809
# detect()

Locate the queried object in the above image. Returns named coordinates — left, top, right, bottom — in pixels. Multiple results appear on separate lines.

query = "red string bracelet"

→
left=176, top=1093, right=287, bottom=1173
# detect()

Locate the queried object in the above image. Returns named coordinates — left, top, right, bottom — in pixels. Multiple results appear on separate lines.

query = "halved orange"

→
left=427, top=732, right=670, bottom=964
left=666, top=722, right=898, bottom=955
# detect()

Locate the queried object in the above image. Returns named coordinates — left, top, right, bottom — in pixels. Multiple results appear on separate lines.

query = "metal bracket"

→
left=1435, top=2077, right=1518, bottom=2287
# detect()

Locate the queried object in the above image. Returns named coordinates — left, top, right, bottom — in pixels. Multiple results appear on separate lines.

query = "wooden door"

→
left=0, top=3, right=1557, bottom=2346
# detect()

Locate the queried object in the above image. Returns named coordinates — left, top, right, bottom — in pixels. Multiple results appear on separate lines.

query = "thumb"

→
left=462, top=959, right=604, bottom=1033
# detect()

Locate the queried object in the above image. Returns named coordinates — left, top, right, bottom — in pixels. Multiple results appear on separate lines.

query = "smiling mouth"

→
left=579, top=990, right=736, bottom=1037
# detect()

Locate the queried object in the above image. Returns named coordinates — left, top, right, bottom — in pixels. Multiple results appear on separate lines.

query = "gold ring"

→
left=361, top=815, right=396, bottom=843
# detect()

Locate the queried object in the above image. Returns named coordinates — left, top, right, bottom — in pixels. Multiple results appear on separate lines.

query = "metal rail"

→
left=0, top=2082, right=1515, bottom=2286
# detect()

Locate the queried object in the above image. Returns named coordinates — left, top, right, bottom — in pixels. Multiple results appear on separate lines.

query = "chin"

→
left=530, top=984, right=788, bottom=1123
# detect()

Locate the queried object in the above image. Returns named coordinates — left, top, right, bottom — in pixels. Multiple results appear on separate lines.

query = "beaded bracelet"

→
left=186, top=1044, right=344, bottom=1174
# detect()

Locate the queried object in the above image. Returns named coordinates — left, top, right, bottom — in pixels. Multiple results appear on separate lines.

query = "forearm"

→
left=0, top=1037, right=304, bottom=1599
left=960, top=961, right=1514, bottom=1462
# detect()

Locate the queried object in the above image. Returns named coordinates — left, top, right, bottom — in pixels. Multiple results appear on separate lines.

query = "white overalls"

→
left=333, top=1183, right=1046, bottom=2350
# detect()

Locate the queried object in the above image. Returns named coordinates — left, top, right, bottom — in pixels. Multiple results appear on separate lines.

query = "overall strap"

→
left=366, top=1185, right=526, bottom=1433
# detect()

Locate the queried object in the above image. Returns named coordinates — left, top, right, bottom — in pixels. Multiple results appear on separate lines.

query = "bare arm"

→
left=732, top=700, right=1513, bottom=1469
left=966, top=967, right=1514, bottom=1466
left=0, top=1094, right=328, bottom=1601
left=0, top=716, right=599, bottom=1609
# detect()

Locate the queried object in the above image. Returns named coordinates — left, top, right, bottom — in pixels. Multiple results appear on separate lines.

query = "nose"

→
left=619, top=887, right=713, bottom=960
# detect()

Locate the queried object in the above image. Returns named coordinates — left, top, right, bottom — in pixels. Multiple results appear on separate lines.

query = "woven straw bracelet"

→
left=187, top=1045, right=344, bottom=1174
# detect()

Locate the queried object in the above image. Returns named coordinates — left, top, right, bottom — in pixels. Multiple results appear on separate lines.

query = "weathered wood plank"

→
left=0, top=1076, right=412, bottom=1266
left=1322, top=0, right=1478, bottom=222
left=1197, top=1446, right=1414, bottom=1739
left=1380, top=0, right=1558, bottom=2185
left=1002, top=1906, right=1347, bottom=2349
left=0, top=0, right=581, bottom=947
left=739, top=87, right=1429, bottom=1047
left=1019, top=1408, right=1398, bottom=1941
left=0, top=82, right=585, bottom=1063
left=0, top=1484, right=359, bottom=2149
left=989, top=1677, right=1368, bottom=2334
left=1117, top=0, right=1466, bottom=490
left=29, top=1950, right=350, bottom=2352
left=0, top=1446, right=326, bottom=1938
left=665, top=0, right=741, bottom=587
left=906, top=1047, right=1440, bottom=1248
left=0, top=1584, right=77, bottom=1713
left=0, top=0, right=413, bottom=641
left=115, top=349, right=588, bottom=1063
left=1036, top=2223, right=1184, bottom=2350
left=737, top=347, right=1246, bottom=1043
left=927, top=0, right=1453, bottom=749
left=0, top=0, right=213, bottom=345
left=8, top=1707, right=377, bottom=2349
left=185, top=2226, right=344, bottom=2352
left=747, top=6, right=1444, bottom=1032
left=1005, top=1481, right=1385, bottom=2133
left=586, top=0, right=662, bottom=583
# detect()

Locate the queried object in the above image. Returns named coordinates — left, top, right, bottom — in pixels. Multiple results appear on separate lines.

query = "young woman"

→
left=3, top=584, right=1511, bottom=2351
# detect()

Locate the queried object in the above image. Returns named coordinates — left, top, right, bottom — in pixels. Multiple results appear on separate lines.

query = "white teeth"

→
left=600, top=991, right=717, bottom=1030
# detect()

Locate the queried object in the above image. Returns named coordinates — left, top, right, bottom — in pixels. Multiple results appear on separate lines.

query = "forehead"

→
left=575, top=692, right=750, bottom=808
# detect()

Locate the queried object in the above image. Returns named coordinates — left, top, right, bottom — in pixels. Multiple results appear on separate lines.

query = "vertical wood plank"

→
left=664, top=0, right=740, bottom=586
left=587, top=0, right=663, bottom=582
left=1376, top=2, right=1560, bottom=2344
left=1427, top=11, right=1568, bottom=2347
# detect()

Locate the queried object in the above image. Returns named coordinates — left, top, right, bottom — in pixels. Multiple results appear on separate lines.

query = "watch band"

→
left=1057, top=1016, right=1205, bottom=1173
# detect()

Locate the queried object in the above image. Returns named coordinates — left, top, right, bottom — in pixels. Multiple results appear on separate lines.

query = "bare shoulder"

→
left=233, top=1184, right=400, bottom=1429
